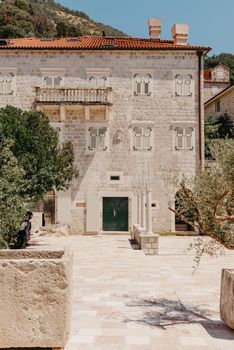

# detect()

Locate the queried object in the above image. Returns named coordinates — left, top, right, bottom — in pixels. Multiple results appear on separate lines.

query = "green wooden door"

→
left=103, top=197, right=129, bottom=231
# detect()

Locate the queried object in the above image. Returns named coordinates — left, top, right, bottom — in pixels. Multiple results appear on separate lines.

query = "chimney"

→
left=148, top=18, right=162, bottom=39
left=172, top=24, right=189, bottom=45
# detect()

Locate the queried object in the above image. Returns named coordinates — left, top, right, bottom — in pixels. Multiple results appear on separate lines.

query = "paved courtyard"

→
left=38, top=234, right=234, bottom=350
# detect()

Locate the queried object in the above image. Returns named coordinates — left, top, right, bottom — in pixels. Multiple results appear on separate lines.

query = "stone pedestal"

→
left=140, top=233, right=159, bottom=255
left=0, top=248, right=73, bottom=348
left=220, top=269, right=234, bottom=329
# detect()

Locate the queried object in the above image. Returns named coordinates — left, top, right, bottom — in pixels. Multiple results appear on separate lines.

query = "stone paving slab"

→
left=32, top=235, right=234, bottom=350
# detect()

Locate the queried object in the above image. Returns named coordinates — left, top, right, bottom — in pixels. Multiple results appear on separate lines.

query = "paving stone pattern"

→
left=34, top=235, right=234, bottom=350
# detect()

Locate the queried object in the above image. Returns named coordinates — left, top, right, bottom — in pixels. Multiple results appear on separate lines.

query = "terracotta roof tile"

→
left=0, top=37, right=211, bottom=52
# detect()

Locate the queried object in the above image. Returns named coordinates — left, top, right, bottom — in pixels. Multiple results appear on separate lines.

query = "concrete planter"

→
left=0, top=248, right=73, bottom=349
left=220, top=269, right=234, bottom=329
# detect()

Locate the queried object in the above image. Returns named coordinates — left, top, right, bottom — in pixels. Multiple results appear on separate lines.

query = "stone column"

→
left=137, top=193, right=141, bottom=225
left=141, top=192, right=146, bottom=230
left=146, top=187, right=153, bottom=234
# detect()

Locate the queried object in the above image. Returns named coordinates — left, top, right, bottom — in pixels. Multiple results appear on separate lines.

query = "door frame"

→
left=99, top=191, right=134, bottom=233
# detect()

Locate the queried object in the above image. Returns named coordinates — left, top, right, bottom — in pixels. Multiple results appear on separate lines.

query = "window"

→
left=89, top=76, right=107, bottom=88
left=133, top=126, right=152, bottom=150
left=134, top=74, right=152, bottom=96
left=87, top=126, right=108, bottom=151
left=0, top=73, right=14, bottom=94
left=216, top=70, right=224, bottom=79
left=44, top=76, right=62, bottom=88
left=215, top=99, right=221, bottom=112
left=175, top=74, right=193, bottom=96
left=50, top=122, right=64, bottom=143
left=175, top=127, right=194, bottom=150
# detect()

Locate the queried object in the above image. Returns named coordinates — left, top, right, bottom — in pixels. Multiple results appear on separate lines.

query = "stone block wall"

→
left=0, top=49, right=203, bottom=233
left=133, top=225, right=159, bottom=255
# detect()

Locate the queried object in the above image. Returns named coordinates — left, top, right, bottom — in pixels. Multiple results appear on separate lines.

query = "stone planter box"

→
left=0, top=248, right=73, bottom=349
left=220, top=268, right=234, bottom=329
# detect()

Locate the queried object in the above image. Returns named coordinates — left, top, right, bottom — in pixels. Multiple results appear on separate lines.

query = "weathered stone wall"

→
left=0, top=49, right=202, bottom=233
left=0, top=249, right=72, bottom=348
left=220, top=269, right=234, bottom=329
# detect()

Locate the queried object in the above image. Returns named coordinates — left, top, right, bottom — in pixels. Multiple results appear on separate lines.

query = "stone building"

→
left=0, top=19, right=210, bottom=233
left=205, top=84, right=234, bottom=120
left=204, top=64, right=230, bottom=102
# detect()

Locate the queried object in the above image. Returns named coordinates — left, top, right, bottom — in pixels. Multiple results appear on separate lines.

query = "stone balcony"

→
left=35, top=87, right=112, bottom=106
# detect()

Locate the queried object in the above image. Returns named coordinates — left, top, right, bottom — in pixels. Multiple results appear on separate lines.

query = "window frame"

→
left=86, top=123, right=109, bottom=153
left=0, top=72, right=16, bottom=95
left=173, top=71, right=194, bottom=97
left=86, top=68, right=111, bottom=88
left=215, top=99, right=221, bottom=112
left=133, top=73, right=152, bottom=96
left=174, top=126, right=194, bottom=151
left=130, top=121, right=154, bottom=152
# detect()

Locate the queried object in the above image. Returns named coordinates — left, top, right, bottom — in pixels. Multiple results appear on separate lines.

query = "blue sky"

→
left=58, top=0, right=234, bottom=55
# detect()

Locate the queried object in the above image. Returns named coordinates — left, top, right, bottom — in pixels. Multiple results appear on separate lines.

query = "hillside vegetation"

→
left=0, top=0, right=126, bottom=38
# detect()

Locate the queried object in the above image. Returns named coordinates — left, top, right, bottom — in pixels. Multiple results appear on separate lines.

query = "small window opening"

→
left=110, top=175, right=120, bottom=181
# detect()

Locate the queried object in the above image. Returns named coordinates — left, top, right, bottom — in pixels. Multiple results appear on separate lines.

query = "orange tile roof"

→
left=0, top=37, right=211, bottom=52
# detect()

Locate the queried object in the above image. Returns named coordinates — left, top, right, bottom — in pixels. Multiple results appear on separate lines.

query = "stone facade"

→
left=0, top=48, right=205, bottom=234
left=205, top=85, right=234, bottom=120
left=220, top=269, right=234, bottom=329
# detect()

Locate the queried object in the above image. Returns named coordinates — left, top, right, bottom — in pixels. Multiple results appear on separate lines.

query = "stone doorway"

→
left=102, top=197, right=129, bottom=231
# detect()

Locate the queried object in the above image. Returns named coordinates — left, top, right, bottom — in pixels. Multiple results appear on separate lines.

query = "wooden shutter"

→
left=185, top=127, right=193, bottom=149
left=5, top=74, right=13, bottom=94
left=89, top=127, right=97, bottom=150
left=98, top=127, right=107, bottom=150
left=98, top=77, right=106, bottom=88
left=54, top=76, right=62, bottom=87
left=0, top=74, right=4, bottom=93
left=175, top=127, right=184, bottom=149
left=143, top=74, right=151, bottom=95
left=142, top=127, right=151, bottom=149
left=134, top=127, right=142, bottom=150
left=175, top=74, right=183, bottom=96
left=184, top=74, right=192, bottom=96
left=134, top=74, right=142, bottom=95
left=45, top=76, right=53, bottom=87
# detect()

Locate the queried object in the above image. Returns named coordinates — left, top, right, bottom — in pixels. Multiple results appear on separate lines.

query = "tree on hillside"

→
left=204, top=53, right=234, bottom=84
left=169, top=139, right=234, bottom=247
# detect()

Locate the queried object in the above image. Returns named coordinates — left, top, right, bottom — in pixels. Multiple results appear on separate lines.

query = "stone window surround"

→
left=129, top=120, right=155, bottom=152
left=40, top=68, right=66, bottom=88
left=50, top=122, right=64, bottom=143
left=0, top=67, right=17, bottom=95
left=86, top=68, right=111, bottom=88
left=132, top=69, right=153, bottom=97
left=107, top=171, right=124, bottom=184
left=85, top=121, right=109, bottom=154
left=172, top=69, right=195, bottom=97
left=171, top=121, right=195, bottom=151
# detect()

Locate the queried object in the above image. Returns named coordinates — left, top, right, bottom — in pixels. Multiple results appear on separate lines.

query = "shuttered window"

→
left=133, top=127, right=152, bottom=150
left=134, top=74, right=152, bottom=95
left=89, top=77, right=106, bottom=88
left=0, top=73, right=14, bottom=94
left=175, top=127, right=194, bottom=150
left=88, top=127, right=108, bottom=151
left=175, top=74, right=193, bottom=96
left=44, top=76, right=62, bottom=88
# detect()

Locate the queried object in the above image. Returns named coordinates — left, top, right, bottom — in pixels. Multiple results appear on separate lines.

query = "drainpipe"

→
left=197, top=50, right=203, bottom=168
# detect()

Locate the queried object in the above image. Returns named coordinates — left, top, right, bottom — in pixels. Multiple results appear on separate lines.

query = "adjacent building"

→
left=205, top=84, right=234, bottom=120
left=0, top=19, right=210, bottom=233
left=204, top=64, right=230, bottom=102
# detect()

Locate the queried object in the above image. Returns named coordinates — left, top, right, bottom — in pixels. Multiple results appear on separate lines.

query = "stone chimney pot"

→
left=148, top=18, right=162, bottom=39
left=172, top=24, right=189, bottom=45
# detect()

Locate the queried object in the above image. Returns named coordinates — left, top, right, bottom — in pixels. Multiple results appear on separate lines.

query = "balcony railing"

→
left=35, top=87, right=112, bottom=105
